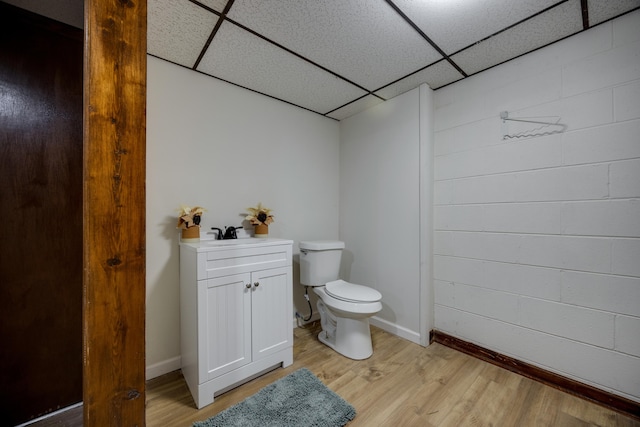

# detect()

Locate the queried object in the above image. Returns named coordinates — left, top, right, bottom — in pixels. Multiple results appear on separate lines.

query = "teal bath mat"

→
left=193, top=368, right=356, bottom=427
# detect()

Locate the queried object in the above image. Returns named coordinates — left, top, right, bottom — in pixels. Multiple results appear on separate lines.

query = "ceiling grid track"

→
left=384, top=0, right=467, bottom=78
left=581, top=0, right=590, bottom=29
left=191, top=0, right=235, bottom=69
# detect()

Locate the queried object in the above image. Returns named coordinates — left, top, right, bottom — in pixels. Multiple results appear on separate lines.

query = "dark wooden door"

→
left=0, top=3, right=83, bottom=425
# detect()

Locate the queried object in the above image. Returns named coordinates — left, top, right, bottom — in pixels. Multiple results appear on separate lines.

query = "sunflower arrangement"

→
left=177, top=205, right=205, bottom=229
left=245, top=202, right=274, bottom=226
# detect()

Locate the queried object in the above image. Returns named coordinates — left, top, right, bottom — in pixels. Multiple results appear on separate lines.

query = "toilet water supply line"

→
left=298, top=286, right=313, bottom=322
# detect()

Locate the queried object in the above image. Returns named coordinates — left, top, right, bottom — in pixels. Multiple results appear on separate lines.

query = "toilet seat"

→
left=325, top=280, right=381, bottom=303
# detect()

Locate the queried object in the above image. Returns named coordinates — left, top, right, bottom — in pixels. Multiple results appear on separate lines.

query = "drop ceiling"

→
left=5, top=0, right=638, bottom=120
left=147, top=0, right=639, bottom=120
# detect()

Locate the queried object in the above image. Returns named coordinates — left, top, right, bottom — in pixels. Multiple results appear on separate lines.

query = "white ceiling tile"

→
left=393, top=0, right=561, bottom=55
left=197, top=0, right=229, bottom=13
left=148, top=0, right=218, bottom=68
left=451, top=0, right=583, bottom=76
left=588, top=0, right=640, bottom=25
left=226, top=0, right=443, bottom=90
left=197, top=22, right=368, bottom=114
left=326, top=95, right=385, bottom=121
left=375, top=61, right=464, bottom=99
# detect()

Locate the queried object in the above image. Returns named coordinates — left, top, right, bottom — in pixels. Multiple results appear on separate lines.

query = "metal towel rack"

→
left=500, top=111, right=567, bottom=140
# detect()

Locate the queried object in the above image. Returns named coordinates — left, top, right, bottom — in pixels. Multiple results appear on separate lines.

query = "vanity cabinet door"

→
left=251, top=267, right=292, bottom=361
left=199, top=273, right=252, bottom=381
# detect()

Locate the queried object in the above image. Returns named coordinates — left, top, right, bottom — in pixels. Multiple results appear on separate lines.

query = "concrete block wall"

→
left=432, top=10, right=640, bottom=401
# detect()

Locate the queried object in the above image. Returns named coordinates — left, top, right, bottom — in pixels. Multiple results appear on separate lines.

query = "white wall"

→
left=339, top=87, right=429, bottom=343
left=433, top=10, right=640, bottom=402
left=146, top=56, right=340, bottom=378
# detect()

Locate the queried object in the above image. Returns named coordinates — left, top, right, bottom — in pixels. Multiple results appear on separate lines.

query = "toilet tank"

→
left=299, top=240, right=346, bottom=286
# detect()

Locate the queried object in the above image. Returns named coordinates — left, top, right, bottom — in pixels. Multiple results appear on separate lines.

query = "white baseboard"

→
left=293, top=312, right=424, bottom=347
left=146, top=355, right=181, bottom=380
left=292, top=313, right=321, bottom=329
left=370, top=316, right=423, bottom=345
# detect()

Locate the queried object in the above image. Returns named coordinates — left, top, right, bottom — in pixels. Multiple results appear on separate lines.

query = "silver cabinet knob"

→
left=254, top=282, right=260, bottom=287
left=245, top=283, right=252, bottom=289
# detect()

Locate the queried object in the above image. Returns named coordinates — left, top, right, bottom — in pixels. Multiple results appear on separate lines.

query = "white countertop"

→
left=180, top=236, right=294, bottom=252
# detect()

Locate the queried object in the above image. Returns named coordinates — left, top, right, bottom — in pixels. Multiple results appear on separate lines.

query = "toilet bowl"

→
left=299, top=241, right=382, bottom=360
left=314, top=281, right=382, bottom=360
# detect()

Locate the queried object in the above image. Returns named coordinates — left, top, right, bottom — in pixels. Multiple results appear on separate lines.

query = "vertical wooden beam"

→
left=83, top=0, right=146, bottom=425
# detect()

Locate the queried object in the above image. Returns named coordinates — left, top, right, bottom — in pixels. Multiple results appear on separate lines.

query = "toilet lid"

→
left=325, top=280, right=382, bottom=303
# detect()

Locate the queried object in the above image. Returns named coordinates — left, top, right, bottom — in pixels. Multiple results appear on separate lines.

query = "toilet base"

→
left=318, top=316, right=374, bottom=360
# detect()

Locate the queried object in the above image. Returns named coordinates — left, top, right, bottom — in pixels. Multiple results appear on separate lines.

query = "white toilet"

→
left=299, top=240, right=382, bottom=360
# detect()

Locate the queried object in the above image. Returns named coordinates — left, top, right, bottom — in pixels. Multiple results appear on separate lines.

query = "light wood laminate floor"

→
left=145, top=323, right=639, bottom=427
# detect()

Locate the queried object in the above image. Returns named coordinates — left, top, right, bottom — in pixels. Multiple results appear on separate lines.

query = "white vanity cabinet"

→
left=179, top=238, right=293, bottom=409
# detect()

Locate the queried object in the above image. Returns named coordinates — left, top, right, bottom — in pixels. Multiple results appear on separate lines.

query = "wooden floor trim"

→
left=432, top=331, right=640, bottom=420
